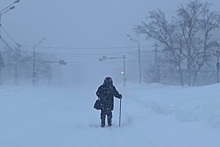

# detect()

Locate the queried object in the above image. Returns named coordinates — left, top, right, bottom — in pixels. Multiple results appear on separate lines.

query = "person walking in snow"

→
left=96, top=77, right=122, bottom=127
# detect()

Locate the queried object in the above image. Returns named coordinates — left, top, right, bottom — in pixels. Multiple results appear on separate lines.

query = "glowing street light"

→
left=99, top=55, right=126, bottom=87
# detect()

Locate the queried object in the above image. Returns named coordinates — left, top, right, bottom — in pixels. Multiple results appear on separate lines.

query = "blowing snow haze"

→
left=0, top=0, right=220, bottom=86
left=1, top=0, right=218, bottom=47
left=1, top=1, right=220, bottom=146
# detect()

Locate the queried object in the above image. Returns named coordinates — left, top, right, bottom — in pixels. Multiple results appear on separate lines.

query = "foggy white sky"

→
left=0, top=0, right=220, bottom=85
left=1, top=0, right=219, bottom=49
left=1, top=0, right=220, bottom=85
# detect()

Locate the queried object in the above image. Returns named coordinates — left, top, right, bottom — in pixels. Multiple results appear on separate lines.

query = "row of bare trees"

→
left=135, top=0, right=220, bottom=86
left=0, top=43, right=55, bottom=85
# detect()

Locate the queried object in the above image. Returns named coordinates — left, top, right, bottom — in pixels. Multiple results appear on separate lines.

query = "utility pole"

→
left=32, top=46, right=36, bottom=86
left=212, top=42, right=220, bottom=83
left=32, top=38, right=45, bottom=86
left=14, top=44, right=20, bottom=85
left=216, top=49, right=220, bottom=83
left=0, top=53, right=4, bottom=85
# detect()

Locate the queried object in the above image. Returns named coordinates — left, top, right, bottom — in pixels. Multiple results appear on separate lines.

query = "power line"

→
left=0, top=25, right=17, bottom=46
left=21, top=48, right=156, bottom=59
left=47, top=51, right=136, bottom=56
left=20, top=44, right=153, bottom=50
left=0, top=25, right=155, bottom=53
left=0, top=37, right=15, bottom=52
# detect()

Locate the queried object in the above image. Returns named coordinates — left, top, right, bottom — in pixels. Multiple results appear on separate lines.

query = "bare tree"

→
left=175, top=0, right=220, bottom=86
left=1, top=45, right=33, bottom=84
left=135, top=0, right=220, bottom=86
left=146, top=60, right=175, bottom=84
left=34, top=52, right=55, bottom=85
left=135, top=9, right=185, bottom=86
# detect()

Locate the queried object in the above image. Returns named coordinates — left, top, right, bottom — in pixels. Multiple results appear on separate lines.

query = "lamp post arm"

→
left=34, top=38, right=46, bottom=46
left=130, top=38, right=139, bottom=45
left=0, top=6, right=15, bottom=16
left=1, top=0, right=20, bottom=13
left=127, top=34, right=139, bottom=45
left=1, top=5, right=13, bottom=14
left=108, top=57, right=123, bottom=60
left=0, top=1, right=18, bottom=37
left=0, top=2, right=17, bottom=14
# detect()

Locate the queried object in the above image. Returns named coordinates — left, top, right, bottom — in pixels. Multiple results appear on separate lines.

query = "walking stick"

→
left=119, top=98, right=122, bottom=127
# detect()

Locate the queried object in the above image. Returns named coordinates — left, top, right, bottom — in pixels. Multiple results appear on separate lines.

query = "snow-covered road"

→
left=0, top=83, right=220, bottom=147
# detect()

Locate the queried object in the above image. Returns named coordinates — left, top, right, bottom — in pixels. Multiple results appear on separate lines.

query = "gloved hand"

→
left=118, top=94, right=122, bottom=99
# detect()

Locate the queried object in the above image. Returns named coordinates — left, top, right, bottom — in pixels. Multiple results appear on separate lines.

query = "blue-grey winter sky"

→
left=1, top=0, right=219, bottom=49
left=1, top=0, right=220, bottom=86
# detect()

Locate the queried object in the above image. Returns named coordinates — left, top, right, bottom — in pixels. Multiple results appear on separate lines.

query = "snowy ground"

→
left=0, top=83, right=220, bottom=147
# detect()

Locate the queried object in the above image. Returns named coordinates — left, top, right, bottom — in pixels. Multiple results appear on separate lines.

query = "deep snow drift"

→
left=0, top=83, right=220, bottom=147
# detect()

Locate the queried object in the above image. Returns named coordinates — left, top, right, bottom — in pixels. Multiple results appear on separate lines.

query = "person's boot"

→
left=108, top=118, right=112, bottom=126
left=101, top=119, right=105, bottom=127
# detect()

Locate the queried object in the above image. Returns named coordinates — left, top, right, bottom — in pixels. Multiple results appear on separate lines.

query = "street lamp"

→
left=0, top=0, right=20, bottom=13
left=0, top=0, right=20, bottom=85
left=32, top=38, right=46, bottom=86
left=0, top=6, right=15, bottom=17
left=127, top=35, right=141, bottom=84
left=0, top=0, right=20, bottom=37
left=99, top=55, right=126, bottom=87
left=0, top=6, right=15, bottom=38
